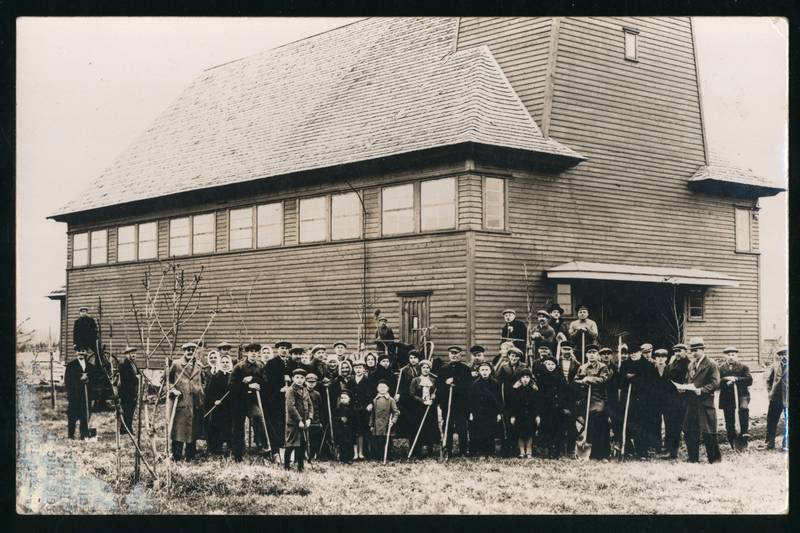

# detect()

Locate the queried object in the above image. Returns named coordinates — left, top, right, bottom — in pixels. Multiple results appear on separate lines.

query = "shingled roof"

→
left=688, top=165, right=785, bottom=198
left=52, top=17, right=583, bottom=219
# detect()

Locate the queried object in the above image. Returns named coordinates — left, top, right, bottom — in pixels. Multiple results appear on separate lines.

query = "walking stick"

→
left=84, top=383, right=97, bottom=439
left=167, top=394, right=179, bottom=442
left=620, top=384, right=632, bottom=459
left=115, top=403, right=121, bottom=489
left=577, top=384, right=592, bottom=460
left=326, top=385, right=335, bottom=444
left=733, top=383, right=746, bottom=451
left=440, top=383, right=454, bottom=460
left=555, top=340, right=562, bottom=366
left=203, top=391, right=230, bottom=418
left=581, top=332, right=586, bottom=366
left=383, top=418, right=394, bottom=464
left=409, top=403, right=432, bottom=459
left=254, top=389, right=273, bottom=453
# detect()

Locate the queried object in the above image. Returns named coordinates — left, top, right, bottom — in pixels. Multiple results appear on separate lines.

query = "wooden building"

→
left=49, top=17, right=783, bottom=367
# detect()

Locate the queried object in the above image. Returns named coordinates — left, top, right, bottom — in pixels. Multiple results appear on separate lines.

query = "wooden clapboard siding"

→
left=456, top=17, right=553, bottom=127
left=471, top=16, right=761, bottom=365
left=458, top=174, right=483, bottom=229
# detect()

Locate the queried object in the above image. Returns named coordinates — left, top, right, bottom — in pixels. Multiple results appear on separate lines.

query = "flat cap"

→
left=378, top=353, right=391, bottom=362
left=672, top=343, right=687, bottom=351
left=292, top=368, right=308, bottom=377
left=447, top=345, right=463, bottom=353
left=333, top=341, right=347, bottom=349
left=339, top=388, right=352, bottom=397
left=508, top=347, right=524, bottom=356
left=654, top=349, right=669, bottom=357
left=310, top=344, right=326, bottom=354
left=217, top=341, right=233, bottom=349
left=289, top=347, right=304, bottom=355
left=639, top=343, right=653, bottom=352
left=123, top=346, right=138, bottom=354
left=585, top=344, right=600, bottom=353
left=408, top=349, right=421, bottom=358
left=560, top=341, right=575, bottom=349
left=306, top=373, right=318, bottom=380
left=78, top=306, right=89, bottom=312
left=377, top=316, right=388, bottom=322
left=377, top=379, right=389, bottom=387
left=536, top=309, right=550, bottom=316
left=598, top=347, right=613, bottom=355
left=470, top=345, right=485, bottom=354
left=501, top=309, right=516, bottom=315
left=274, top=341, right=292, bottom=349
left=181, top=342, right=198, bottom=350
left=722, top=346, right=739, bottom=354
left=688, top=337, right=705, bottom=349
left=243, top=342, right=262, bottom=352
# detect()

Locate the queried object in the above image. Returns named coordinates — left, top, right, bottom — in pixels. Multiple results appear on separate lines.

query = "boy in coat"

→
left=65, top=346, right=93, bottom=439
left=204, top=353, right=234, bottom=455
left=718, top=347, right=753, bottom=449
left=496, top=347, right=527, bottom=456
left=553, top=341, right=580, bottom=456
left=334, top=389, right=357, bottom=463
left=574, top=345, right=611, bottom=459
left=536, top=356, right=571, bottom=458
left=285, top=368, right=313, bottom=471
left=510, top=367, right=538, bottom=458
left=408, top=359, right=440, bottom=457
left=367, top=379, right=400, bottom=460
left=348, top=359, right=371, bottom=459
left=679, top=338, right=722, bottom=463
left=305, top=372, right=324, bottom=460
left=468, top=362, right=504, bottom=457
left=764, top=347, right=788, bottom=450
left=167, top=342, right=205, bottom=461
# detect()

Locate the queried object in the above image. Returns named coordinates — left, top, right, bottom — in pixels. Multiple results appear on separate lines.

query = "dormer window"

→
left=624, top=28, right=639, bottom=62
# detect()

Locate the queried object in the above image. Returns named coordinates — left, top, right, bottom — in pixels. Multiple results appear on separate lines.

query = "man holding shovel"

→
left=574, top=344, right=611, bottom=460
left=65, top=346, right=94, bottom=440
left=168, top=342, right=205, bottom=461
left=229, top=342, right=269, bottom=462
left=718, top=347, right=752, bottom=450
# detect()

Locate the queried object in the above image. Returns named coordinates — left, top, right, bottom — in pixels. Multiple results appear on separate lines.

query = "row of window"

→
left=71, top=177, right=507, bottom=266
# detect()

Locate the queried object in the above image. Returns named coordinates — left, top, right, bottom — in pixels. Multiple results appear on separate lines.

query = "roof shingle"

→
left=53, top=17, right=582, bottom=218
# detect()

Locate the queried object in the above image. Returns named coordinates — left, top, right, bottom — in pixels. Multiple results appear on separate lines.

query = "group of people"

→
left=64, top=305, right=790, bottom=472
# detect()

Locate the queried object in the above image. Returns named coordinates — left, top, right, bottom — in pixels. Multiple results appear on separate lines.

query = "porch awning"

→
left=46, top=285, right=66, bottom=300
left=546, top=261, right=739, bottom=287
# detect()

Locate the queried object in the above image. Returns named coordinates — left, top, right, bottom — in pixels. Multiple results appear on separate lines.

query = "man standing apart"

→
left=718, top=346, right=752, bottom=449
left=764, top=346, right=788, bottom=451
left=73, top=306, right=98, bottom=354
left=680, top=338, right=722, bottom=464
left=65, top=346, right=93, bottom=439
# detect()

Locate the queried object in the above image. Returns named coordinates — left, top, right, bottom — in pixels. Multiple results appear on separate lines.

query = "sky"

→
left=16, top=17, right=788, bottom=346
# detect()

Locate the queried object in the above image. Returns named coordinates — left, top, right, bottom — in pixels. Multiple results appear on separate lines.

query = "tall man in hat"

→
left=680, top=338, right=722, bottom=463
left=530, top=310, right=556, bottom=355
left=436, top=346, right=473, bottom=457
left=229, top=342, right=269, bottom=461
left=167, top=342, right=205, bottom=461
left=568, top=305, right=599, bottom=364
left=73, top=306, right=98, bottom=354
left=662, top=343, right=690, bottom=459
left=65, top=346, right=94, bottom=439
left=500, top=309, right=527, bottom=354
left=718, top=346, right=753, bottom=449
left=116, top=346, right=140, bottom=433
left=764, top=346, right=788, bottom=450
left=263, top=340, right=294, bottom=458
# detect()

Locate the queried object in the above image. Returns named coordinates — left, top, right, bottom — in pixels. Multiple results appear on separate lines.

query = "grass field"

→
left=16, top=367, right=788, bottom=515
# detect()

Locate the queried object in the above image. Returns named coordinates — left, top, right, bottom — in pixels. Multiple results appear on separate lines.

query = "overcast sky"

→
left=16, top=17, right=788, bottom=346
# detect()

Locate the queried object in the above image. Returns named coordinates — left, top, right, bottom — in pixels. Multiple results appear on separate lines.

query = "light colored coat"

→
left=168, top=356, right=205, bottom=443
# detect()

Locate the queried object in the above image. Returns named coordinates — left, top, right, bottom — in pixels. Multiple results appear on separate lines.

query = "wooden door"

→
left=399, top=293, right=430, bottom=347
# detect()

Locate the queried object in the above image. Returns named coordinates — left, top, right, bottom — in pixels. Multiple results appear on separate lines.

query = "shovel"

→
left=733, top=384, right=748, bottom=452
left=617, top=385, right=632, bottom=460
left=84, top=383, right=98, bottom=441
left=576, top=384, right=592, bottom=460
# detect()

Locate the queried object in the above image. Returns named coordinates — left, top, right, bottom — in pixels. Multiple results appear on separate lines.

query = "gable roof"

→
left=52, top=17, right=583, bottom=219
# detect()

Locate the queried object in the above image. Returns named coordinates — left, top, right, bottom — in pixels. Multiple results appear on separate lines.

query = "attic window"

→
left=624, top=28, right=639, bottom=61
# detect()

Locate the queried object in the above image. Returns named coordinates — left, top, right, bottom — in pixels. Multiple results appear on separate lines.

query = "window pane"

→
left=331, top=192, right=361, bottom=240
left=556, top=283, right=572, bottom=316
left=421, top=178, right=456, bottom=231
left=382, top=184, right=414, bottom=235
left=169, top=217, right=190, bottom=256
left=90, top=230, right=107, bottom=264
left=73, top=232, right=89, bottom=267
left=299, top=196, right=327, bottom=243
left=257, top=203, right=283, bottom=247
left=625, top=31, right=637, bottom=60
left=138, top=222, right=157, bottom=260
left=485, top=177, right=505, bottom=230
left=192, top=213, right=215, bottom=254
left=735, top=209, right=751, bottom=251
left=117, top=225, right=136, bottom=262
left=229, top=208, right=253, bottom=250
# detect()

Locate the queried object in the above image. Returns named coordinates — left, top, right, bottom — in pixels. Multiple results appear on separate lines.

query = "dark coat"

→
left=285, top=383, right=313, bottom=447
left=469, top=377, right=504, bottom=438
left=65, top=358, right=92, bottom=414
left=682, top=355, right=720, bottom=434
left=204, top=370, right=233, bottom=433
left=73, top=315, right=98, bottom=352
left=117, top=358, right=139, bottom=402
left=334, top=403, right=357, bottom=445
left=500, top=319, right=528, bottom=353
left=436, top=361, right=473, bottom=413
left=347, top=373, right=372, bottom=435
left=530, top=322, right=556, bottom=353
left=510, top=382, right=538, bottom=438
left=229, top=359, right=265, bottom=416
left=496, top=361, right=528, bottom=405
left=718, top=360, right=752, bottom=410
left=766, top=359, right=788, bottom=406
left=307, top=387, right=323, bottom=425
left=409, top=374, right=439, bottom=445
left=262, top=356, right=292, bottom=444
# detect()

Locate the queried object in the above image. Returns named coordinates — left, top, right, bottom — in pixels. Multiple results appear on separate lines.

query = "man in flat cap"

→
left=436, top=346, right=473, bottom=457
left=470, top=345, right=489, bottom=378
left=574, top=344, right=611, bottom=459
left=662, top=343, right=690, bottom=458
left=500, top=309, right=527, bottom=355
left=116, top=346, right=140, bottom=433
left=375, top=316, right=397, bottom=361
left=568, top=305, right=599, bottom=364
left=640, top=343, right=654, bottom=363
left=229, top=342, right=269, bottom=461
left=530, top=310, right=557, bottom=356
left=496, top=346, right=527, bottom=456
left=764, top=347, right=788, bottom=451
left=649, top=348, right=673, bottom=455
left=618, top=343, right=657, bottom=458
left=167, top=342, right=205, bottom=461
left=680, top=338, right=722, bottom=463
left=65, top=346, right=93, bottom=439
left=332, top=341, right=348, bottom=361
left=310, top=345, right=328, bottom=378
left=73, top=306, right=98, bottom=355
left=285, top=368, right=313, bottom=471
left=718, top=346, right=753, bottom=449
left=262, top=340, right=294, bottom=458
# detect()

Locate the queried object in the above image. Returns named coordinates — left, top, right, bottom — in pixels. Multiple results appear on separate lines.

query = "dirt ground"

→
left=16, top=364, right=788, bottom=515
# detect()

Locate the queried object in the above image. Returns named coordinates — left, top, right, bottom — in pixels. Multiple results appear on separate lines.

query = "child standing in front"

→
left=367, top=379, right=400, bottom=461
left=334, top=389, right=357, bottom=464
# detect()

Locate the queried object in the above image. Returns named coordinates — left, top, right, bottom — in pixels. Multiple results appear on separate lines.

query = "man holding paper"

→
left=674, top=338, right=722, bottom=464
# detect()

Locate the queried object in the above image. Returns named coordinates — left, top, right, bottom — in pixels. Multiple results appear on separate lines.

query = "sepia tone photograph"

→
left=16, top=16, right=788, bottom=515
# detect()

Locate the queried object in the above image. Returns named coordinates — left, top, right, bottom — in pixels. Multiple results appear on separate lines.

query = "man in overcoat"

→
left=229, top=342, right=269, bottom=461
left=662, top=343, right=690, bottom=458
left=618, top=346, right=656, bottom=458
left=764, top=346, right=788, bottom=450
left=262, top=340, right=293, bottom=455
left=167, top=342, right=205, bottom=461
left=718, top=346, right=753, bottom=449
left=73, top=306, right=98, bottom=353
left=681, top=337, right=722, bottom=463
left=65, top=346, right=93, bottom=439
left=436, top=346, right=473, bottom=456
left=116, top=346, right=140, bottom=433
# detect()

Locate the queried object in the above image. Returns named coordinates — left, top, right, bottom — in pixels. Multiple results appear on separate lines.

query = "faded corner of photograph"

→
left=16, top=16, right=788, bottom=516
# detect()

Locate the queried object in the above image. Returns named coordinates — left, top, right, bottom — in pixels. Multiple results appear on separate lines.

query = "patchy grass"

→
left=17, top=374, right=788, bottom=515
